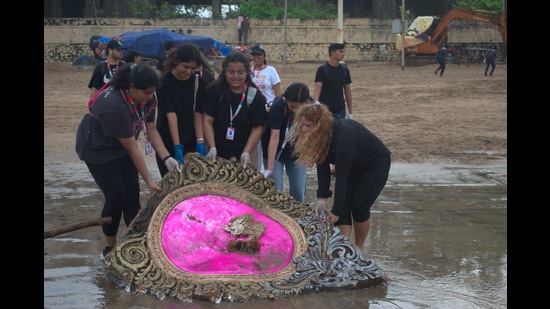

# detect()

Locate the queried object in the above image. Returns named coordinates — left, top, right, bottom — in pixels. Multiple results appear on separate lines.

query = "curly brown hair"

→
left=289, top=103, right=333, bottom=167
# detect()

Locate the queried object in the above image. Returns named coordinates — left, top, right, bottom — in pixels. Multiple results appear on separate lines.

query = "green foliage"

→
left=158, top=2, right=181, bottom=19
left=128, top=0, right=158, bottom=18
left=398, top=5, right=416, bottom=22
left=238, top=0, right=337, bottom=19
left=453, top=0, right=504, bottom=13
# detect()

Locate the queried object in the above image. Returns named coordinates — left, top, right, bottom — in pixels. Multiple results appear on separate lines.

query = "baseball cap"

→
left=250, top=45, right=265, bottom=56
left=107, top=40, right=127, bottom=50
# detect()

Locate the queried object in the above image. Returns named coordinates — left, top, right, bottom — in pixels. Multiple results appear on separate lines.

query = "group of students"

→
left=77, top=40, right=392, bottom=259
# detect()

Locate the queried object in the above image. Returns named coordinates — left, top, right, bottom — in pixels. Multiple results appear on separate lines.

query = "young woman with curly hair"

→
left=289, top=103, right=391, bottom=253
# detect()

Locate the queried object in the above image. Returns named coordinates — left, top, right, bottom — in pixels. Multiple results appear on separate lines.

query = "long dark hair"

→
left=162, top=43, right=206, bottom=74
left=110, top=63, right=160, bottom=91
left=207, top=51, right=259, bottom=103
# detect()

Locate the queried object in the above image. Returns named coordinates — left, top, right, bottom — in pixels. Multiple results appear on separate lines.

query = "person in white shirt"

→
left=249, top=44, right=281, bottom=171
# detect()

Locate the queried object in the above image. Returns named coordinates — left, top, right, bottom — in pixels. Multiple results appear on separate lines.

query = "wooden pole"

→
left=44, top=217, right=112, bottom=240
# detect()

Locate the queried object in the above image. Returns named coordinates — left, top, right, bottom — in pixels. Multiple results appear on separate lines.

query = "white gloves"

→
left=263, top=169, right=273, bottom=178
left=240, top=152, right=251, bottom=168
left=206, top=147, right=217, bottom=162
left=315, top=198, right=328, bottom=216
left=164, top=157, right=180, bottom=172
left=346, top=113, right=353, bottom=120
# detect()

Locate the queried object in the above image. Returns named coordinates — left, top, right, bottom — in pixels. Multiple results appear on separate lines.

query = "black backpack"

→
left=322, top=62, right=348, bottom=81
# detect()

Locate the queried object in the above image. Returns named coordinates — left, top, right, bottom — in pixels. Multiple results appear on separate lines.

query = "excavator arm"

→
left=431, top=8, right=507, bottom=48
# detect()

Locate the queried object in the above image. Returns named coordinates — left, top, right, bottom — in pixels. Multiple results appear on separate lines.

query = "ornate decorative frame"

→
left=108, top=156, right=386, bottom=303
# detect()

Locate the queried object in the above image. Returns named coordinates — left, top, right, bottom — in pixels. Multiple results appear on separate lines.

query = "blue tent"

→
left=119, top=29, right=214, bottom=60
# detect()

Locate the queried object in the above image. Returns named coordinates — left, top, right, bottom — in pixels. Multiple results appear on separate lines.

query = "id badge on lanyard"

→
left=226, top=127, right=235, bottom=140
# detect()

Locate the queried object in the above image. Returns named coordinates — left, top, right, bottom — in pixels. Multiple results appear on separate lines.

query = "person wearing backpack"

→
left=155, top=43, right=211, bottom=177
left=261, top=82, right=313, bottom=203
left=88, top=39, right=127, bottom=99
left=76, top=64, right=179, bottom=260
left=313, top=43, right=353, bottom=120
left=202, top=51, right=267, bottom=168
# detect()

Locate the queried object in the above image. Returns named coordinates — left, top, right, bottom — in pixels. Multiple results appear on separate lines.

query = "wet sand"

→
left=44, top=60, right=507, bottom=308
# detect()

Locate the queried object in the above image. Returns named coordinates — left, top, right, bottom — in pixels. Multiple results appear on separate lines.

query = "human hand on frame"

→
left=145, top=179, right=162, bottom=194
left=174, top=144, right=184, bottom=164
left=315, top=198, right=328, bottom=216
left=196, top=143, right=207, bottom=156
left=164, top=157, right=180, bottom=172
left=263, top=169, right=273, bottom=178
left=240, top=152, right=251, bottom=168
left=206, top=147, right=217, bottom=162
left=324, top=212, right=340, bottom=225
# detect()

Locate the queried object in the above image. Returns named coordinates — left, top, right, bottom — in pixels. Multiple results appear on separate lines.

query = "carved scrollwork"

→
left=108, top=155, right=386, bottom=303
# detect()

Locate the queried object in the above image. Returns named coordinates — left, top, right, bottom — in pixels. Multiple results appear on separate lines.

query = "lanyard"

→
left=280, top=112, right=292, bottom=150
left=252, top=65, right=265, bottom=78
left=105, top=60, right=118, bottom=79
left=124, top=90, right=146, bottom=137
left=229, top=84, right=247, bottom=127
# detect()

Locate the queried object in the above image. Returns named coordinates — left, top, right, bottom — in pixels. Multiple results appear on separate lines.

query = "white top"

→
left=250, top=65, right=281, bottom=103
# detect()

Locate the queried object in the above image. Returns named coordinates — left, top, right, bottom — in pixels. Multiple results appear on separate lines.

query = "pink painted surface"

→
left=161, top=195, right=295, bottom=274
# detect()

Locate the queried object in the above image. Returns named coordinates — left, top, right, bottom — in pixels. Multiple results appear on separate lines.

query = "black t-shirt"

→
left=75, top=86, right=156, bottom=164
left=316, top=118, right=391, bottom=216
left=87, top=60, right=126, bottom=91
left=261, top=96, right=296, bottom=162
left=314, top=63, right=351, bottom=114
left=202, top=86, right=266, bottom=160
left=156, top=73, right=205, bottom=150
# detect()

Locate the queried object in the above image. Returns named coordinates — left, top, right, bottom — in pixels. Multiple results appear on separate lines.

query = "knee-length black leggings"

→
left=86, top=155, right=141, bottom=237
left=336, top=153, right=391, bottom=226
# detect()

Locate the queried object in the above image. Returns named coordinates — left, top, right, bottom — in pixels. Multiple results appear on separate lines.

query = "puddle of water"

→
left=44, top=160, right=506, bottom=308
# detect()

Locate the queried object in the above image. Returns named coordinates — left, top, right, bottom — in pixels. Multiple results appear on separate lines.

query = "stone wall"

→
left=44, top=17, right=504, bottom=63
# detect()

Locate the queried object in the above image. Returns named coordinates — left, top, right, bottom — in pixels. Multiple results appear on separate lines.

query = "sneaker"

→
left=484, top=73, right=488, bottom=76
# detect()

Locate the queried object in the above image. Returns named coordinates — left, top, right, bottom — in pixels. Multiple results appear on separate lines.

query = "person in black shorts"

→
left=290, top=103, right=391, bottom=254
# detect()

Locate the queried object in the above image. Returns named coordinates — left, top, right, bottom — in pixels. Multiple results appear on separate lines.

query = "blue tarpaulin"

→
left=119, top=29, right=214, bottom=60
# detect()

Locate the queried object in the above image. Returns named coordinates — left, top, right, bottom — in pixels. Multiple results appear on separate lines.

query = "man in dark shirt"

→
left=484, top=47, right=497, bottom=76
left=434, top=46, right=449, bottom=77
left=313, top=43, right=353, bottom=120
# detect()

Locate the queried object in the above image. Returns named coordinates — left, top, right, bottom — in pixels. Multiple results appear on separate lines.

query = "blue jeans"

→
left=333, top=109, right=346, bottom=119
left=264, top=158, right=307, bottom=203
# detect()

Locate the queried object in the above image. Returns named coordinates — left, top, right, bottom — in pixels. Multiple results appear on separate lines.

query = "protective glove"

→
left=263, top=169, right=273, bottom=178
left=315, top=198, right=328, bottom=216
left=206, top=147, right=217, bottom=162
left=196, top=143, right=207, bottom=156
left=164, top=157, right=180, bottom=172
left=174, top=144, right=184, bottom=164
left=346, top=113, right=353, bottom=120
left=240, top=152, right=251, bottom=168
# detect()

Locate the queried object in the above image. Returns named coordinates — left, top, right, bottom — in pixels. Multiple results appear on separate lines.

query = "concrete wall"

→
left=44, top=17, right=505, bottom=63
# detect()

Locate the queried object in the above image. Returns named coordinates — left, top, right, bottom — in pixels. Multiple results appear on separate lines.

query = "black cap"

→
left=107, top=40, right=127, bottom=50
left=250, top=45, right=266, bottom=56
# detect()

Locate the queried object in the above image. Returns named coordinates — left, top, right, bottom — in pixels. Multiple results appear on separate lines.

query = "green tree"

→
left=127, top=0, right=158, bottom=18
left=453, top=0, right=504, bottom=13
left=236, top=0, right=337, bottom=19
